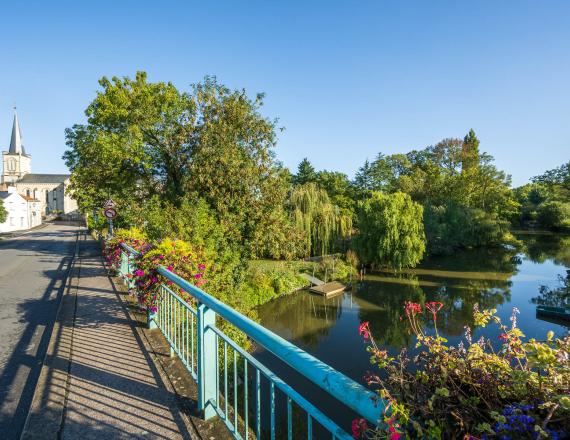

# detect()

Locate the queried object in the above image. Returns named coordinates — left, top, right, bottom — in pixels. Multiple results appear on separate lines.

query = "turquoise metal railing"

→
left=118, top=243, right=385, bottom=439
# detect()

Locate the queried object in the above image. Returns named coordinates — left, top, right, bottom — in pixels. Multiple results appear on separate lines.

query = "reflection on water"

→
left=254, top=233, right=570, bottom=434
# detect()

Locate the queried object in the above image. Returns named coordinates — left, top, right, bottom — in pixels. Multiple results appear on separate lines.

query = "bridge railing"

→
left=119, top=243, right=385, bottom=439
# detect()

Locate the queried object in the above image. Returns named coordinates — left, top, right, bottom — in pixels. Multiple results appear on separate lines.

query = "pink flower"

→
left=167, top=265, right=174, bottom=272
left=198, top=264, right=206, bottom=270
left=134, top=269, right=145, bottom=277
left=194, top=273, right=202, bottom=280
left=358, top=322, right=370, bottom=340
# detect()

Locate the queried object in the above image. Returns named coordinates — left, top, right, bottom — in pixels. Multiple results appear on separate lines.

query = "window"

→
left=10, top=217, right=14, bottom=226
left=20, top=217, right=24, bottom=227
left=7, top=159, right=16, bottom=172
left=26, top=189, right=30, bottom=197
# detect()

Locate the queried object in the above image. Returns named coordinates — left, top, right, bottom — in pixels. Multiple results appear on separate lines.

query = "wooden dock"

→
left=309, top=281, right=346, bottom=298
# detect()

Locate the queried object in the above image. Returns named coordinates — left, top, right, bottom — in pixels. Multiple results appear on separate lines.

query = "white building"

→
left=0, top=186, right=42, bottom=233
left=1, top=110, right=78, bottom=215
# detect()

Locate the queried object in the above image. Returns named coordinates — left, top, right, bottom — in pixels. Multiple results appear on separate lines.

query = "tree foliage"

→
left=354, top=192, right=426, bottom=269
left=290, top=183, right=352, bottom=257
left=352, top=131, right=517, bottom=255
left=63, top=72, right=294, bottom=260
left=292, top=157, right=317, bottom=186
left=0, top=199, right=7, bottom=224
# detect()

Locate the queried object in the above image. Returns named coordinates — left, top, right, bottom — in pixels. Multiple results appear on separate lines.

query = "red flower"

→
left=498, top=333, right=509, bottom=342
left=425, top=301, right=443, bottom=322
left=425, top=301, right=443, bottom=314
left=358, top=322, right=371, bottom=340
left=404, top=301, right=422, bottom=316
left=351, top=418, right=368, bottom=439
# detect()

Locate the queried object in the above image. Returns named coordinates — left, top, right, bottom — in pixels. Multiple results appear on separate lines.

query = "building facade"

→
left=1, top=110, right=78, bottom=215
left=0, top=186, right=42, bottom=233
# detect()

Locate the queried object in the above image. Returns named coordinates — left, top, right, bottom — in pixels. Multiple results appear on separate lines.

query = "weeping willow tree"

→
left=290, top=183, right=352, bottom=256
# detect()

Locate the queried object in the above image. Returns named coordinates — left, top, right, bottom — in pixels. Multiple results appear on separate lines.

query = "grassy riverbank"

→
left=238, top=257, right=357, bottom=308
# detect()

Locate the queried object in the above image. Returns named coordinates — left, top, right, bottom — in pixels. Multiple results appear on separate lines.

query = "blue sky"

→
left=1, top=1, right=568, bottom=186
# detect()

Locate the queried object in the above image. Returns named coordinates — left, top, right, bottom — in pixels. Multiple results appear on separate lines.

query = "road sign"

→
left=104, top=208, right=117, bottom=219
left=103, top=199, right=116, bottom=209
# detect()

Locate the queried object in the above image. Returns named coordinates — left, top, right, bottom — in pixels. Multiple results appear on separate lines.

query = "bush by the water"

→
left=354, top=304, right=570, bottom=439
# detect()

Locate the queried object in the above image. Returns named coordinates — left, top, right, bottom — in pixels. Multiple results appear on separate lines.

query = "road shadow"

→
left=0, top=256, right=73, bottom=440
left=23, top=239, right=194, bottom=439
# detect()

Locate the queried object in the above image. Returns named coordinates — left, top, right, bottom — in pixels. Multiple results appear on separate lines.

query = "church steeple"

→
left=9, top=108, right=27, bottom=156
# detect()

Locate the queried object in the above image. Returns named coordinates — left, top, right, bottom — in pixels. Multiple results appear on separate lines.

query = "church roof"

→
left=17, top=173, right=70, bottom=184
left=9, top=110, right=29, bottom=156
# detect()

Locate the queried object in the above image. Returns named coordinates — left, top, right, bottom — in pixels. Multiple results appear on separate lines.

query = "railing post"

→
left=120, top=251, right=127, bottom=277
left=197, top=302, right=217, bottom=420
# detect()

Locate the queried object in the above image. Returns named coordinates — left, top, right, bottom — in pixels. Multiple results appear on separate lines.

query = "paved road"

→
left=0, top=224, right=77, bottom=439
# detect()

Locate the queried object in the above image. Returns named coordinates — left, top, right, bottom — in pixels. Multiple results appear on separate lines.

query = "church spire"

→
left=9, top=107, right=27, bottom=155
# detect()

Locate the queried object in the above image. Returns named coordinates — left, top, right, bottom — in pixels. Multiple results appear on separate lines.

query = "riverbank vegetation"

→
left=67, top=72, right=569, bottom=307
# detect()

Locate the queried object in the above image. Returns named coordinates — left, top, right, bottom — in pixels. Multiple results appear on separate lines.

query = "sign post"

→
left=103, top=200, right=117, bottom=238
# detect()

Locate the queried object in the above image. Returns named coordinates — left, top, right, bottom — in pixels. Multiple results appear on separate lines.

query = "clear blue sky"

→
left=1, top=1, right=568, bottom=186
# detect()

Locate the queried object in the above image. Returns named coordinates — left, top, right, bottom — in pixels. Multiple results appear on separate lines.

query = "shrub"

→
left=424, top=202, right=513, bottom=255
left=537, top=202, right=570, bottom=230
left=133, top=239, right=206, bottom=312
left=356, top=304, right=570, bottom=439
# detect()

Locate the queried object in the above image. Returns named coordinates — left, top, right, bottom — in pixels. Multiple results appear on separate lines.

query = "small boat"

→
left=536, top=305, right=570, bottom=321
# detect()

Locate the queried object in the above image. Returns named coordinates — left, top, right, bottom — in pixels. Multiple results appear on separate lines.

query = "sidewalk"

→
left=22, top=232, right=198, bottom=439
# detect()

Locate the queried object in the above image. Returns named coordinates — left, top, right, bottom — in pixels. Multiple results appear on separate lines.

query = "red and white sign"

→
left=104, top=208, right=117, bottom=219
left=103, top=199, right=116, bottom=209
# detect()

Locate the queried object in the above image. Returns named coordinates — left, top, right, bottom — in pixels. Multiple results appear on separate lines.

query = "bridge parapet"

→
left=119, top=242, right=385, bottom=439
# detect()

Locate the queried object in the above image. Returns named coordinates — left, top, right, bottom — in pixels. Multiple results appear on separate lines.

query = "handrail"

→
left=156, top=267, right=384, bottom=424
left=119, top=242, right=385, bottom=425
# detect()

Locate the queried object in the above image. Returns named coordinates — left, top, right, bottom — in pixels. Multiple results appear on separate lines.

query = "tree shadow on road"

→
left=0, top=257, right=73, bottom=440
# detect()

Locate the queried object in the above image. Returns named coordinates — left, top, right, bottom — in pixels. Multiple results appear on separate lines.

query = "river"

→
left=254, top=232, right=570, bottom=436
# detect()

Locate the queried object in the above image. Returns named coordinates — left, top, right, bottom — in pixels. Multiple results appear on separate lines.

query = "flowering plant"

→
left=356, top=303, right=570, bottom=439
left=102, top=227, right=150, bottom=272
left=132, top=238, right=207, bottom=312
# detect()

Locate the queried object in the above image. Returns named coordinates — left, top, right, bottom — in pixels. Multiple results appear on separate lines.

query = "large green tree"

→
left=356, top=131, right=517, bottom=254
left=293, top=158, right=317, bottom=186
left=64, top=72, right=293, bottom=259
left=290, top=183, right=352, bottom=256
left=354, top=192, right=426, bottom=269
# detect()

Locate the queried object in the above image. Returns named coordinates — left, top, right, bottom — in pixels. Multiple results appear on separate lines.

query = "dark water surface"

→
left=254, top=233, right=570, bottom=435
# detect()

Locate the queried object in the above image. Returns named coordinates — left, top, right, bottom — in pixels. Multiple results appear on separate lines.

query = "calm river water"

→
left=254, top=232, right=570, bottom=436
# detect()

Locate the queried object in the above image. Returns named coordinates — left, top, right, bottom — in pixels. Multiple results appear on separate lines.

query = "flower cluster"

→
left=102, top=227, right=150, bottom=273
left=355, top=302, right=570, bottom=439
left=132, top=239, right=207, bottom=311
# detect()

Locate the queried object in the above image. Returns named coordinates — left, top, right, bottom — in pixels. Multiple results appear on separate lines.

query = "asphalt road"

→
left=0, top=224, right=78, bottom=439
